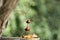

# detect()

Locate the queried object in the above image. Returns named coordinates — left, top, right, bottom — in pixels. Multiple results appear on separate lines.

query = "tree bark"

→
left=0, top=0, right=18, bottom=37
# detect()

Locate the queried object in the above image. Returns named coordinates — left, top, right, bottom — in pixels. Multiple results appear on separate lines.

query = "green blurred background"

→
left=2, top=0, right=60, bottom=40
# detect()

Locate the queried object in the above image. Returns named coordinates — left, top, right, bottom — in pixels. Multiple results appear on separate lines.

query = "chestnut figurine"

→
left=26, top=19, right=30, bottom=23
left=25, top=27, right=30, bottom=31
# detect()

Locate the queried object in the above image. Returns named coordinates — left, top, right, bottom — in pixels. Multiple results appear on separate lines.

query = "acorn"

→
left=26, top=19, right=30, bottom=23
left=25, top=27, right=30, bottom=31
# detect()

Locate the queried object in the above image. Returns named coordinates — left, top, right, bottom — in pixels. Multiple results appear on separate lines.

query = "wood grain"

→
left=0, top=37, right=40, bottom=40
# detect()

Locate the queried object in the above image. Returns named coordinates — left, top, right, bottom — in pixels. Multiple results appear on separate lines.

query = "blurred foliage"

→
left=2, top=0, right=60, bottom=40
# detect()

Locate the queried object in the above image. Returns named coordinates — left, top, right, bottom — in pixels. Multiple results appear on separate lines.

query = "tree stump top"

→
left=0, top=37, right=40, bottom=40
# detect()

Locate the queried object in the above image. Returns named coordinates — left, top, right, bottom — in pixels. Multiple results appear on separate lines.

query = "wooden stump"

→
left=0, top=37, right=40, bottom=40
left=0, top=37, right=20, bottom=40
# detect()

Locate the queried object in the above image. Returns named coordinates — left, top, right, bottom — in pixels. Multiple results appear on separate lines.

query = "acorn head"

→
left=26, top=19, right=30, bottom=23
left=25, top=27, right=30, bottom=31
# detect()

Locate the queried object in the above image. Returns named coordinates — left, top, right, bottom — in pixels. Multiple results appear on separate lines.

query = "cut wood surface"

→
left=0, top=37, right=40, bottom=40
left=0, top=37, right=20, bottom=40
